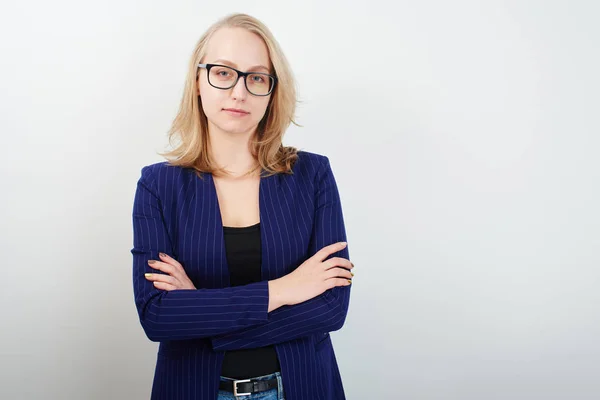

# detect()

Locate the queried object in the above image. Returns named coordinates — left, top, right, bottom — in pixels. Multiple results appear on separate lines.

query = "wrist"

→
left=267, top=278, right=286, bottom=312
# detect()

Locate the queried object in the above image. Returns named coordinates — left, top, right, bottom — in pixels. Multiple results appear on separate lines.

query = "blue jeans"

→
left=217, top=371, right=285, bottom=400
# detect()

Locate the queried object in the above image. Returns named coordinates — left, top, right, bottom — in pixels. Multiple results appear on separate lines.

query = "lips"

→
left=223, top=108, right=249, bottom=114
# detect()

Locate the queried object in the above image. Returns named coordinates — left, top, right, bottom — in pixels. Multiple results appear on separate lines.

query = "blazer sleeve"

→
left=210, top=156, right=352, bottom=351
left=131, top=165, right=271, bottom=342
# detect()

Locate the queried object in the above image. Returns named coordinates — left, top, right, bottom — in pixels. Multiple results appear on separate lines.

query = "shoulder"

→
left=293, top=150, right=331, bottom=178
left=279, top=150, right=337, bottom=196
left=137, top=161, right=194, bottom=194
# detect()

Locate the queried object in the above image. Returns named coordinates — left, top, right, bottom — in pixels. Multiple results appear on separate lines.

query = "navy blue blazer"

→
left=131, top=150, right=352, bottom=400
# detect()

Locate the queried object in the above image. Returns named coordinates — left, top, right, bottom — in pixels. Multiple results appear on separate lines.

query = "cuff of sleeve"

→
left=210, top=280, right=270, bottom=350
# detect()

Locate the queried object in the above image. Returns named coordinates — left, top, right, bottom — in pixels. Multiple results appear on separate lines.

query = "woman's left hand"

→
left=145, top=253, right=196, bottom=291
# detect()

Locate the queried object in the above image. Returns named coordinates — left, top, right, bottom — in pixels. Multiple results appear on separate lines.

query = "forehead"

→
left=204, top=27, right=270, bottom=70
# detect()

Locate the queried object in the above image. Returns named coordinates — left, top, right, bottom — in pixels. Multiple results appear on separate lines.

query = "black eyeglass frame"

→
left=197, top=63, right=277, bottom=96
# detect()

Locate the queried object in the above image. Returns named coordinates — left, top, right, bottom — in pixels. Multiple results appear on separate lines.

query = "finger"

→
left=325, top=277, right=352, bottom=289
left=322, top=257, right=353, bottom=271
left=148, top=260, right=178, bottom=276
left=325, top=267, right=354, bottom=280
left=152, top=280, right=178, bottom=291
left=314, top=242, right=347, bottom=262
left=158, top=253, right=184, bottom=270
left=145, top=272, right=178, bottom=287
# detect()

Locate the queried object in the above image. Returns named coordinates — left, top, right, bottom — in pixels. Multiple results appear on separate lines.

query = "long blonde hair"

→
left=158, top=13, right=300, bottom=178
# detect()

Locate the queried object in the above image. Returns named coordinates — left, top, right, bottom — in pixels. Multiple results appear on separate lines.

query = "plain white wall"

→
left=1, top=0, right=599, bottom=399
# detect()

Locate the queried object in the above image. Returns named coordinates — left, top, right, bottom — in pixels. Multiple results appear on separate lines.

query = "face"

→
left=197, top=27, right=273, bottom=138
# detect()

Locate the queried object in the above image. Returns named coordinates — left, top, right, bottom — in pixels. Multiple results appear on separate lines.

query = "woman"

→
left=131, top=13, right=354, bottom=400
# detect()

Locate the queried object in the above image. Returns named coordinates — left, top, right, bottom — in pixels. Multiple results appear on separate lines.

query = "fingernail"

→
left=351, top=262, right=354, bottom=268
left=341, top=242, right=347, bottom=246
left=351, top=272, right=354, bottom=276
left=148, top=260, right=156, bottom=264
left=145, top=273, right=152, bottom=277
left=347, top=279, right=352, bottom=284
left=159, top=252, right=167, bottom=258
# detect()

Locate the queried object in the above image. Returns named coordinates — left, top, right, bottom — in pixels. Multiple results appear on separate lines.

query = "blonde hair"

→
left=158, top=13, right=300, bottom=178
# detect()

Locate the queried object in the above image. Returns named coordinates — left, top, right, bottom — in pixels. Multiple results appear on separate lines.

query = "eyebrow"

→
left=211, top=59, right=270, bottom=73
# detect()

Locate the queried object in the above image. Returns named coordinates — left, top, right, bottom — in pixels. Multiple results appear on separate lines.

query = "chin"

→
left=218, top=120, right=256, bottom=133
left=217, top=120, right=256, bottom=135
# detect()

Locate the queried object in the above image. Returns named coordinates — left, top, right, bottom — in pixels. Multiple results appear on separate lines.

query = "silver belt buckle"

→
left=233, top=378, right=251, bottom=396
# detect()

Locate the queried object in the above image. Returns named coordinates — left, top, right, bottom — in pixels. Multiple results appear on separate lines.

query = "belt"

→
left=219, top=377, right=278, bottom=396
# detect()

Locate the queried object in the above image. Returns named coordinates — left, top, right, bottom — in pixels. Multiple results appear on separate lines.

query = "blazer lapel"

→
left=258, top=172, right=282, bottom=281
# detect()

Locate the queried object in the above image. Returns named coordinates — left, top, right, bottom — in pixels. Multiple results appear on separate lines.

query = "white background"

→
left=1, top=0, right=599, bottom=399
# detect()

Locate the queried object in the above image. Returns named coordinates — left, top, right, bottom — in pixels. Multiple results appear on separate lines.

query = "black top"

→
left=220, top=222, right=281, bottom=379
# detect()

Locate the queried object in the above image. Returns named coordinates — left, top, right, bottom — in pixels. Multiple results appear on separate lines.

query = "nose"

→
left=231, top=75, right=248, bottom=101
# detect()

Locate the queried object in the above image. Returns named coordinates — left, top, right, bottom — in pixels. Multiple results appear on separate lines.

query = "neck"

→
left=207, top=122, right=259, bottom=177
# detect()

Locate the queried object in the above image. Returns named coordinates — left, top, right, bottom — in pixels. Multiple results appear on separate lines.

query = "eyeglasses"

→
left=197, top=63, right=277, bottom=96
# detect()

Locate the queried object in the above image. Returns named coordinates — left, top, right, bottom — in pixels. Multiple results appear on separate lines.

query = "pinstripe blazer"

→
left=131, top=150, right=352, bottom=400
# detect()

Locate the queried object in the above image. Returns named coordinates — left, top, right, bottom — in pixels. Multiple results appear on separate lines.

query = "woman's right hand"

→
left=268, top=242, right=354, bottom=310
